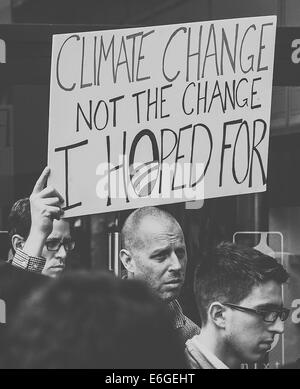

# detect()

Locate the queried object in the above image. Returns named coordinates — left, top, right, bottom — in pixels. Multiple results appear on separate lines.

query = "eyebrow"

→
left=46, top=238, right=72, bottom=242
left=150, top=247, right=170, bottom=258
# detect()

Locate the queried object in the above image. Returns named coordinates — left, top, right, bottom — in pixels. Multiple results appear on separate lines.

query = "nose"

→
left=55, top=244, right=67, bottom=262
left=268, top=316, right=284, bottom=335
left=168, top=251, right=182, bottom=272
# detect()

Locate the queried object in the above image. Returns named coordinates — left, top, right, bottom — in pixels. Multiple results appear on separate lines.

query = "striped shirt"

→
left=11, top=249, right=46, bottom=274
left=169, top=299, right=201, bottom=343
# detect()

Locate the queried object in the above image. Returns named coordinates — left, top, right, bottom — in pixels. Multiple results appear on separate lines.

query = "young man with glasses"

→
left=8, top=167, right=75, bottom=278
left=185, top=242, right=289, bottom=369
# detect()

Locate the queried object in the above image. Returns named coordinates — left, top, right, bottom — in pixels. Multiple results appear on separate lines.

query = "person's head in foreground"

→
left=8, top=198, right=74, bottom=277
left=190, top=242, right=289, bottom=369
left=2, top=271, right=186, bottom=369
left=120, top=206, right=187, bottom=303
left=0, top=261, right=48, bottom=358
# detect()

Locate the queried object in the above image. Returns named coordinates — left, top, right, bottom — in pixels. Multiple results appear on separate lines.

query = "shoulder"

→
left=170, top=300, right=201, bottom=342
left=185, top=335, right=203, bottom=369
left=182, top=314, right=201, bottom=339
left=185, top=346, right=202, bottom=369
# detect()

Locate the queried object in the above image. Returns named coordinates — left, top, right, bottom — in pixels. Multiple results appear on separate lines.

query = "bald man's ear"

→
left=11, top=234, right=25, bottom=253
left=208, top=302, right=226, bottom=329
left=119, top=249, right=135, bottom=275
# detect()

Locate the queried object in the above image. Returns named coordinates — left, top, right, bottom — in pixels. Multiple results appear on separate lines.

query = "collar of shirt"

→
left=11, top=248, right=46, bottom=273
left=188, top=335, right=229, bottom=369
left=168, top=299, right=186, bottom=329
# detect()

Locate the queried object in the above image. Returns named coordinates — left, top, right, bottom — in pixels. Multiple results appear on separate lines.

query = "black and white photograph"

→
left=0, top=0, right=299, bottom=372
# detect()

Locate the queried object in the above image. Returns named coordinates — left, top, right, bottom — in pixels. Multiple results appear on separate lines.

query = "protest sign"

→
left=48, top=16, right=277, bottom=216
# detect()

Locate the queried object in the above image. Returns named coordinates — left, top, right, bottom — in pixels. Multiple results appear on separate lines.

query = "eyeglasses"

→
left=223, top=302, right=290, bottom=323
left=45, top=239, right=75, bottom=252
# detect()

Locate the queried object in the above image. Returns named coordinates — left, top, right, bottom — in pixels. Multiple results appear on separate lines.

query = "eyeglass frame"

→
left=222, top=302, right=290, bottom=323
left=45, top=238, right=75, bottom=252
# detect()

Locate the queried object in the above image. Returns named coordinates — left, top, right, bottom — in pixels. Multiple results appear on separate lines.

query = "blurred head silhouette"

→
left=2, top=270, right=186, bottom=369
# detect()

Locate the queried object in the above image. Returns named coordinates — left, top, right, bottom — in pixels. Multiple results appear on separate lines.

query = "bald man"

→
left=120, top=206, right=200, bottom=343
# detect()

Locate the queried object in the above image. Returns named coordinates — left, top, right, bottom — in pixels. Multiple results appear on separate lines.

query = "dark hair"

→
left=3, top=271, right=186, bottom=369
left=7, top=198, right=72, bottom=255
left=194, top=242, right=289, bottom=325
left=8, top=198, right=31, bottom=252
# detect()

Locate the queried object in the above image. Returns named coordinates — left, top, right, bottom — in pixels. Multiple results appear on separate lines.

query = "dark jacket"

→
left=0, top=261, right=48, bottom=320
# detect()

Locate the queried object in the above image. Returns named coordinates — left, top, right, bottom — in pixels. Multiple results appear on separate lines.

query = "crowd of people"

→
left=0, top=167, right=293, bottom=369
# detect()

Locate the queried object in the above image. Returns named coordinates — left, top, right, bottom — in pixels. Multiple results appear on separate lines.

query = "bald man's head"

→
left=120, top=207, right=187, bottom=302
left=121, top=207, right=182, bottom=251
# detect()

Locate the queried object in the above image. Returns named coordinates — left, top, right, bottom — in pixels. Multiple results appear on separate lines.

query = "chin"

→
left=255, top=352, right=267, bottom=362
left=161, top=291, right=179, bottom=302
left=242, top=352, right=265, bottom=364
left=43, top=268, right=64, bottom=278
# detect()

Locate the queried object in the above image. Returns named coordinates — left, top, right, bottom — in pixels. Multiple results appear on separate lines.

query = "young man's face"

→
left=224, top=280, right=284, bottom=366
left=129, top=216, right=187, bottom=302
left=41, top=219, right=72, bottom=278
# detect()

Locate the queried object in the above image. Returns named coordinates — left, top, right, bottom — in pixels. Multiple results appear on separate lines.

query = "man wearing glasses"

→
left=8, top=167, right=75, bottom=278
left=185, top=242, right=289, bottom=369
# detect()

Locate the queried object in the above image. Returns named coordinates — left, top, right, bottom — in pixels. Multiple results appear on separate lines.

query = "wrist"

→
left=22, top=230, right=47, bottom=258
left=28, top=227, right=49, bottom=242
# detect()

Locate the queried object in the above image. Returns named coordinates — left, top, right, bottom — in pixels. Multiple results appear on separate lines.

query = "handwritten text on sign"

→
left=48, top=16, right=277, bottom=216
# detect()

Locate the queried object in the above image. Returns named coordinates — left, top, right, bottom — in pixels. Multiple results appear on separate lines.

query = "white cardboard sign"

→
left=48, top=16, right=277, bottom=216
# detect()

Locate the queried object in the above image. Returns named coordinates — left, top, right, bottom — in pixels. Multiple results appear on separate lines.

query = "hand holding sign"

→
left=29, top=166, right=65, bottom=238
left=21, top=167, right=65, bottom=259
